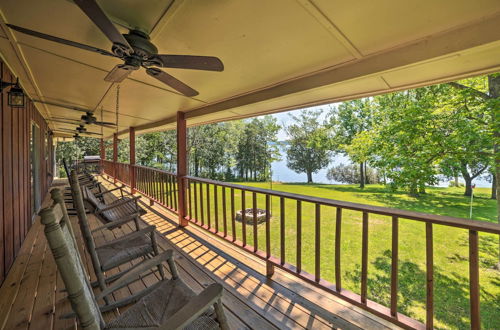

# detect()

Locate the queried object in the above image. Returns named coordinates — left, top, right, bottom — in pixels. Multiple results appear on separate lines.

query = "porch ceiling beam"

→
left=181, top=12, right=500, bottom=121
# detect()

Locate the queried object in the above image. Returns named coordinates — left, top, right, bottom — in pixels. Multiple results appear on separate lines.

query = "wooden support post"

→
left=129, top=127, right=136, bottom=194
left=99, top=138, right=105, bottom=174
left=113, top=133, right=118, bottom=183
left=177, top=112, right=188, bottom=227
left=266, top=261, right=275, bottom=278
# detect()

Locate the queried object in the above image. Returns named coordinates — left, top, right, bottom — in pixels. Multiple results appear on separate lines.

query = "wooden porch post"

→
left=130, top=127, right=136, bottom=194
left=177, top=112, right=188, bottom=227
left=113, top=133, right=118, bottom=183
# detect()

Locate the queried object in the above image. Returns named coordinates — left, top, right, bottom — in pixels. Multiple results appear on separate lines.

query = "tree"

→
left=327, top=163, right=379, bottom=184
left=236, top=116, right=280, bottom=181
left=285, top=109, right=330, bottom=183
left=448, top=74, right=500, bottom=269
left=327, top=99, right=374, bottom=188
left=55, top=137, right=100, bottom=177
left=371, top=87, right=445, bottom=196
left=136, top=131, right=177, bottom=171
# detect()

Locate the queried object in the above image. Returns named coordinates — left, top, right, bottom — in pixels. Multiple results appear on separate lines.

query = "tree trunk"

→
left=489, top=74, right=500, bottom=270
left=409, top=181, right=418, bottom=197
left=460, top=162, right=473, bottom=196
left=359, top=162, right=365, bottom=188
left=194, top=154, right=199, bottom=177
left=307, top=170, right=313, bottom=183
left=454, top=175, right=459, bottom=187
left=492, top=173, right=497, bottom=200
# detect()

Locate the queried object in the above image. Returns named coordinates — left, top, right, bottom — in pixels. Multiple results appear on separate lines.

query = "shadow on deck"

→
left=0, top=178, right=400, bottom=330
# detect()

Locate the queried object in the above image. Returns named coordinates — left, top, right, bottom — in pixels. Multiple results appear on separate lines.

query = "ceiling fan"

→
left=55, top=126, right=103, bottom=137
left=6, top=0, right=224, bottom=97
left=50, top=114, right=116, bottom=128
left=34, top=99, right=117, bottom=128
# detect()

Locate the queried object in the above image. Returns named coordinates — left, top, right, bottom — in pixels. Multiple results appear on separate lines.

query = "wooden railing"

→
left=102, top=161, right=500, bottom=329
left=102, top=160, right=178, bottom=212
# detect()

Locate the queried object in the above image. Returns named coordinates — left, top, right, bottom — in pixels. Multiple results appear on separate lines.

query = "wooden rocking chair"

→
left=39, top=200, right=229, bottom=330
left=55, top=183, right=165, bottom=307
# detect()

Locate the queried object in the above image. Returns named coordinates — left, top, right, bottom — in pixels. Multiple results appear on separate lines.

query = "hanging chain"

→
left=100, top=105, right=104, bottom=135
left=115, top=84, right=120, bottom=132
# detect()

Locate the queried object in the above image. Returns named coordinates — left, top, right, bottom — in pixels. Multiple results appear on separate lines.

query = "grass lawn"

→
left=184, top=182, right=499, bottom=329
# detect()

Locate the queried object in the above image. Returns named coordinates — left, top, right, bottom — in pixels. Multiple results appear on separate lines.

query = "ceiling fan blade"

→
left=80, top=131, right=103, bottom=136
left=73, top=0, right=132, bottom=53
left=155, top=55, right=224, bottom=72
left=33, top=99, right=94, bottom=113
left=104, top=64, right=132, bottom=82
left=94, top=121, right=116, bottom=127
left=50, top=118, right=82, bottom=125
left=5, top=24, right=116, bottom=57
left=57, top=128, right=78, bottom=133
left=146, top=68, right=198, bottom=97
left=94, top=121, right=116, bottom=125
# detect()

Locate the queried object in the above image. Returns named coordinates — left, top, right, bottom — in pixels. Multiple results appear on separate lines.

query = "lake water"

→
left=271, top=146, right=491, bottom=188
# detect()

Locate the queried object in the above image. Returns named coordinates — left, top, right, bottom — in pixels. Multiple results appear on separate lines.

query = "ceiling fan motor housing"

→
left=81, top=113, right=96, bottom=123
left=124, top=30, right=158, bottom=60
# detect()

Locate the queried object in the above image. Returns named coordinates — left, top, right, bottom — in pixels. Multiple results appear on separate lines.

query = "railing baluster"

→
left=188, top=179, right=192, bottom=219
left=315, top=203, right=321, bottom=282
left=469, top=230, right=480, bottom=329
left=214, top=185, right=219, bottom=233
left=222, top=186, right=227, bottom=237
left=231, top=188, right=236, bottom=241
left=154, top=171, right=158, bottom=200
left=426, top=222, right=434, bottom=329
left=242, top=190, right=246, bottom=246
left=266, top=194, right=271, bottom=258
left=335, top=207, right=342, bottom=291
left=200, top=182, right=204, bottom=226
left=148, top=168, right=152, bottom=197
left=167, top=174, right=171, bottom=208
left=173, top=175, right=178, bottom=211
left=252, top=192, right=258, bottom=252
left=194, top=181, right=198, bottom=223
left=391, top=216, right=399, bottom=317
left=297, top=200, right=302, bottom=273
left=361, top=212, right=369, bottom=303
left=167, top=174, right=171, bottom=206
left=160, top=173, right=164, bottom=205
left=206, top=183, right=211, bottom=228
left=280, top=197, right=285, bottom=265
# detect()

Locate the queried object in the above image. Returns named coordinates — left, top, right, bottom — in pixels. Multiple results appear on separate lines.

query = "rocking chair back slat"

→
left=39, top=193, right=104, bottom=329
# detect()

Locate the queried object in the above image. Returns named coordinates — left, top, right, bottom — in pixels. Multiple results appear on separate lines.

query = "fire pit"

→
left=235, top=208, right=270, bottom=224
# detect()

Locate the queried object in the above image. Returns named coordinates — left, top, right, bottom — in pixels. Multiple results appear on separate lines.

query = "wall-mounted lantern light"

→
left=0, top=78, right=25, bottom=108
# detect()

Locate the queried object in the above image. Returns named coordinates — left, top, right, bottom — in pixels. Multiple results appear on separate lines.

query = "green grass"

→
left=182, top=182, right=499, bottom=329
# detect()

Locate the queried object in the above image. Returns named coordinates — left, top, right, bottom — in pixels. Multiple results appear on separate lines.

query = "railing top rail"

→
left=185, top=175, right=500, bottom=234
left=133, top=164, right=176, bottom=176
left=102, top=160, right=176, bottom=176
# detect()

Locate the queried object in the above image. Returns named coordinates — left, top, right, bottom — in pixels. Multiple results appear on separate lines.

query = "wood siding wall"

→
left=0, top=60, right=53, bottom=284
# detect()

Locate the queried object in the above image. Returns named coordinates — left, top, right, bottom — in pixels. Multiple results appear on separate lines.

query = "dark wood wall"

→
left=0, top=60, right=53, bottom=284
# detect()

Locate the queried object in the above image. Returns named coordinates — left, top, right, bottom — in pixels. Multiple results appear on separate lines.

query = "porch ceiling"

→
left=0, top=0, right=499, bottom=139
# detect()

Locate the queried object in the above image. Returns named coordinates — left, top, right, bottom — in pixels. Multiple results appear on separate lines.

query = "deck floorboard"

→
left=0, top=178, right=402, bottom=330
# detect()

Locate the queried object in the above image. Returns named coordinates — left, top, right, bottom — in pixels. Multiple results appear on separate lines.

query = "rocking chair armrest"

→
left=91, top=213, right=140, bottom=232
left=160, top=283, right=224, bottom=330
left=95, top=250, right=175, bottom=300
left=96, top=225, right=156, bottom=248
left=94, top=185, right=123, bottom=197
left=96, top=196, right=141, bottom=213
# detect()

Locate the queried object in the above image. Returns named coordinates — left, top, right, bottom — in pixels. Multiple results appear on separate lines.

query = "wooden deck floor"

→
left=0, top=178, right=401, bottom=330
